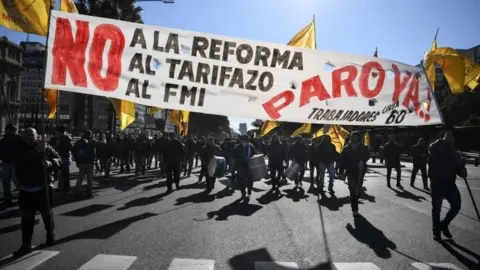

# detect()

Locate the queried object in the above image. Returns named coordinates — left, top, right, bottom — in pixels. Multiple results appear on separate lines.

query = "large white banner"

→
left=44, top=11, right=443, bottom=126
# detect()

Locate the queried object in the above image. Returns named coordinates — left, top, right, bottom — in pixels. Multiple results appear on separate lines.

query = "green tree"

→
left=72, top=0, right=143, bottom=132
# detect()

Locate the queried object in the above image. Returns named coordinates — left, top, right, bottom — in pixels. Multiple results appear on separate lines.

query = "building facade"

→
left=0, top=36, right=22, bottom=132
left=18, top=42, right=73, bottom=131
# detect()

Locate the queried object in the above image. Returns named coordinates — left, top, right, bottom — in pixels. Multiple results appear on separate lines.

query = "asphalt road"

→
left=0, top=161, right=479, bottom=270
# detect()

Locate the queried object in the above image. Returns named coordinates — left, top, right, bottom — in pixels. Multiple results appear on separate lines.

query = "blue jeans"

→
left=2, top=163, right=19, bottom=203
left=100, top=157, right=112, bottom=178
left=318, top=163, right=336, bottom=187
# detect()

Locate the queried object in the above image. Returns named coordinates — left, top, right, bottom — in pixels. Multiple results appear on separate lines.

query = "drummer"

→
left=200, top=136, right=220, bottom=192
left=234, top=135, right=258, bottom=198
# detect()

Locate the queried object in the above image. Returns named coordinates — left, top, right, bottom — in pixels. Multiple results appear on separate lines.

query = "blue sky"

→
left=2, top=0, right=479, bottom=130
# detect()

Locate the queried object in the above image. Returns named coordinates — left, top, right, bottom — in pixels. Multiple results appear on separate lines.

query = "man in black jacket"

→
left=164, top=132, right=185, bottom=191
left=410, top=138, right=429, bottom=190
left=50, top=126, right=74, bottom=194
left=428, top=129, right=466, bottom=241
left=200, top=137, right=219, bottom=192
left=267, top=134, right=287, bottom=191
left=317, top=135, right=338, bottom=192
left=0, top=124, right=22, bottom=206
left=13, top=128, right=60, bottom=257
left=340, top=132, right=370, bottom=217
left=185, top=135, right=197, bottom=177
left=234, top=135, right=257, bottom=197
left=290, top=136, right=307, bottom=187
left=383, top=134, right=403, bottom=188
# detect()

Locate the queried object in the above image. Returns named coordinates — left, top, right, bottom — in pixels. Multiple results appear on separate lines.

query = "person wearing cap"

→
left=234, top=135, right=257, bottom=197
left=428, top=128, right=467, bottom=241
left=0, top=124, right=22, bottom=206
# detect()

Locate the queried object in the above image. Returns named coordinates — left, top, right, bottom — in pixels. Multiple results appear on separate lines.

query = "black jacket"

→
left=383, top=141, right=402, bottom=165
left=428, top=139, right=465, bottom=186
left=266, top=141, right=287, bottom=166
left=14, top=142, right=60, bottom=188
left=0, top=134, right=23, bottom=164
left=49, top=135, right=74, bottom=160
left=290, top=141, right=307, bottom=163
left=317, top=142, right=337, bottom=165
left=164, top=139, right=185, bottom=164
left=340, top=143, right=370, bottom=173
left=234, top=143, right=257, bottom=167
left=410, top=143, right=428, bottom=165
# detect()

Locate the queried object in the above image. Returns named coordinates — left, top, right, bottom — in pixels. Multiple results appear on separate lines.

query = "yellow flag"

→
left=259, top=121, right=279, bottom=138
left=287, top=20, right=316, bottom=49
left=61, top=0, right=78, bottom=13
left=0, top=0, right=52, bottom=36
left=291, top=123, right=311, bottom=137
left=323, top=125, right=347, bottom=153
left=40, top=88, right=58, bottom=119
left=109, top=98, right=136, bottom=131
left=364, top=132, right=370, bottom=147
left=180, top=111, right=190, bottom=136
left=333, top=125, right=350, bottom=139
left=312, top=127, right=324, bottom=139
left=424, top=47, right=480, bottom=94
left=149, top=107, right=160, bottom=116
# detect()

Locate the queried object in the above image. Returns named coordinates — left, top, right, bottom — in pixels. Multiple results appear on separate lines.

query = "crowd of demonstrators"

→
left=0, top=124, right=470, bottom=255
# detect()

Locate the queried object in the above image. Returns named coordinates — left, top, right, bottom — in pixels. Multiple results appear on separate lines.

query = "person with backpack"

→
left=73, top=130, right=96, bottom=198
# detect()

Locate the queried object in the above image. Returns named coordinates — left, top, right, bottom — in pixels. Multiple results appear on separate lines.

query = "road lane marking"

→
left=334, top=262, right=381, bottom=270
left=167, top=258, right=215, bottom=270
left=77, top=254, right=137, bottom=270
left=254, top=261, right=300, bottom=269
left=412, top=262, right=464, bottom=270
left=0, top=250, right=59, bottom=270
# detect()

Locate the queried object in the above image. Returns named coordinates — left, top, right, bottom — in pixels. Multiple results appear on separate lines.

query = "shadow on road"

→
left=256, top=190, right=284, bottom=205
left=346, top=215, right=397, bottom=258
left=388, top=187, right=426, bottom=202
left=317, top=192, right=350, bottom=211
left=228, top=247, right=333, bottom=270
left=50, top=212, right=158, bottom=246
left=118, top=191, right=172, bottom=210
left=205, top=197, right=262, bottom=221
left=0, top=219, right=39, bottom=235
left=441, top=239, right=480, bottom=269
left=175, top=190, right=216, bottom=205
left=61, top=204, right=113, bottom=217
left=284, top=187, right=309, bottom=202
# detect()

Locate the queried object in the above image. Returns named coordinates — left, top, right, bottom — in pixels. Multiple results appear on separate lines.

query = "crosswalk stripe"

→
left=167, top=258, right=215, bottom=270
left=334, top=262, right=381, bottom=270
left=77, top=254, right=137, bottom=270
left=0, top=250, right=59, bottom=270
left=254, top=261, right=300, bottom=269
left=411, top=262, right=464, bottom=270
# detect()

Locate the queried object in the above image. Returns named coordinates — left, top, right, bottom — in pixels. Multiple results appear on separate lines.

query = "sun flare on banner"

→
left=43, top=11, right=443, bottom=126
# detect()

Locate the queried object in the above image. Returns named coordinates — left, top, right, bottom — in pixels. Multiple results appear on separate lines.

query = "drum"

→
left=208, top=156, right=226, bottom=177
left=285, top=162, right=302, bottom=181
left=248, top=154, right=268, bottom=182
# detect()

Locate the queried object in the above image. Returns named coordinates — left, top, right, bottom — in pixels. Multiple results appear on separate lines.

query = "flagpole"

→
left=313, top=14, right=317, bottom=49
left=433, top=28, right=439, bottom=43
left=40, top=1, right=54, bottom=136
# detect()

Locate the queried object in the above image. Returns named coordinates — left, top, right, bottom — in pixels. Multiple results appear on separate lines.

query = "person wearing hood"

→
left=289, top=136, right=307, bottom=187
left=234, top=135, right=257, bottom=197
left=266, top=134, right=287, bottom=191
left=13, top=128, right=60, bottom=257
left=410, top=138, right=429, bottom=190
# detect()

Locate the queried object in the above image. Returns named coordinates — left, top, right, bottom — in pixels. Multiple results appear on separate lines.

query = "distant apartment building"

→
left=0, top=37, right=22, bottom=132
left=19, top=42, right=73, bottom=130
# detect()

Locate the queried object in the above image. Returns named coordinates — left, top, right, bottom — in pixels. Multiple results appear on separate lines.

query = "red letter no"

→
left=51, top=19, right=89, bottom=87
left=88, top=24, right=125, bottom=92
